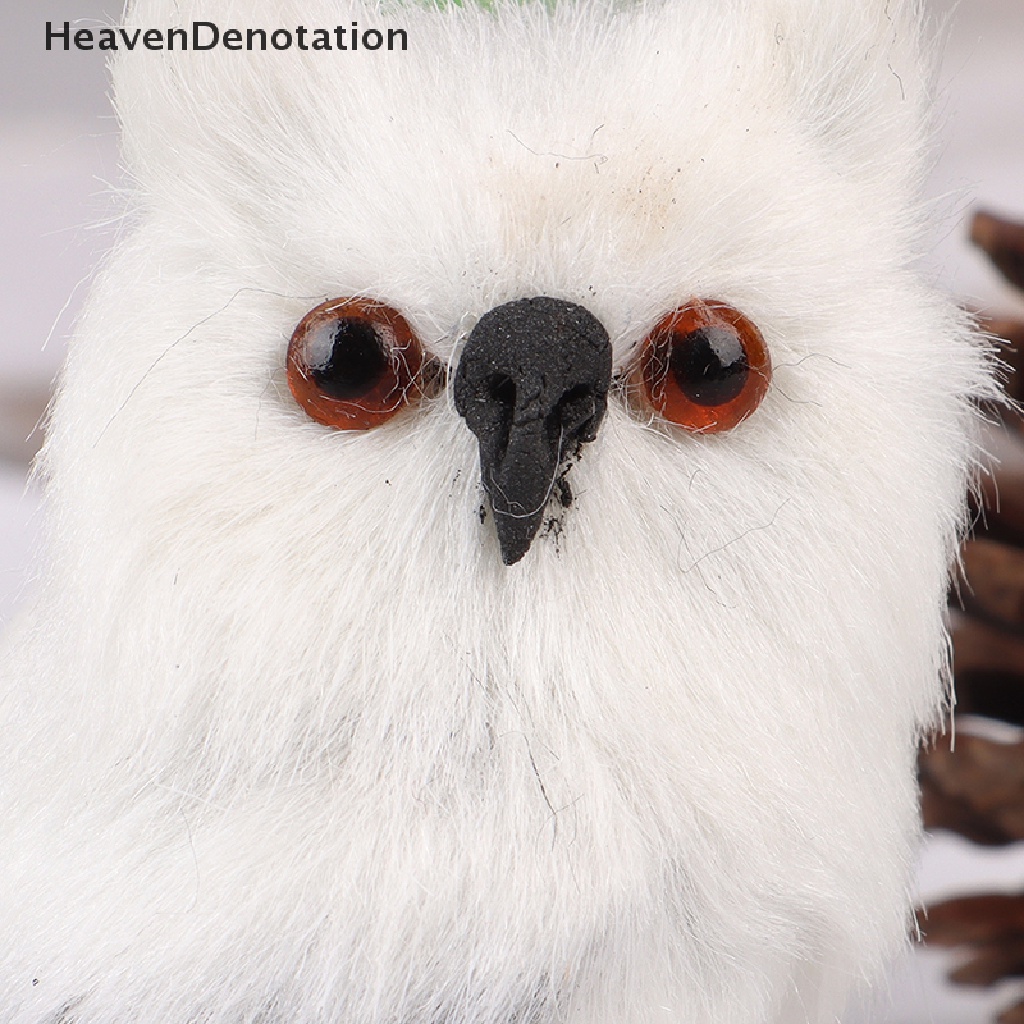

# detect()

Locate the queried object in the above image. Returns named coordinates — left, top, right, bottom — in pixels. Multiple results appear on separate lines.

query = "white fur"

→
left=0, top=0, right=997, bottom=1022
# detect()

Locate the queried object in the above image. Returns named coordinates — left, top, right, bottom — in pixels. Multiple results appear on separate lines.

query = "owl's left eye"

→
left=287, top=298, right=425, bottom=430
left=631, top=300, right=771, bottom=433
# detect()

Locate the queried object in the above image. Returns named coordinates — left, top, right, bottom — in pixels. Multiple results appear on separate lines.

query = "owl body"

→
left=0, top=1, right=994, bottom=1022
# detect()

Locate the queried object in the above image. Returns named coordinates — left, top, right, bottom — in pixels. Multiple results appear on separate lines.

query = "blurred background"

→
left=1, top=2, right=1023, bottom=1021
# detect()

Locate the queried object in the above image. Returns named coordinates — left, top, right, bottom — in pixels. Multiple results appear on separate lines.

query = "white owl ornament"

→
left=0, top=0, right=998, bottom=1021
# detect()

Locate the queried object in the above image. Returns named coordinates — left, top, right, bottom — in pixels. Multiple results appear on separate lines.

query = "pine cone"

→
left=919, top=209, right=1024, bottom=1020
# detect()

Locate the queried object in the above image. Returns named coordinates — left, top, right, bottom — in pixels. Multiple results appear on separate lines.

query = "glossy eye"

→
left=634, top=300, right=771, bottom=432
left=287, top=298, right=425, bottom=430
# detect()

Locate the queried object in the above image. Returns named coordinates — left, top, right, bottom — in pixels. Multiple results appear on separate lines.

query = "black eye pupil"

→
left=311, top=318, right=389, bottom=400
left=669, top=326, right=749, bottom=407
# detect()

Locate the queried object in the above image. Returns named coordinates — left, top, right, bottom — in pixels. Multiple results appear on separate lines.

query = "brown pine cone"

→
left=919, top=207, right=1024, bottom=1021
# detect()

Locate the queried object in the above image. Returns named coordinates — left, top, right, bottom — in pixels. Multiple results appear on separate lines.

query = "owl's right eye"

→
left=287, top=298, right=425, bottom=430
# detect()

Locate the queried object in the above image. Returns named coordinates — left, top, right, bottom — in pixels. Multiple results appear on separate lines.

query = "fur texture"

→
left=0, top=0, right=996, bottom=1021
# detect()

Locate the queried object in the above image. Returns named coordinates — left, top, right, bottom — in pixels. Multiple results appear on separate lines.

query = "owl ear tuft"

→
left=110, top=0, right=319, bottom=200
left=770, top=0, right=935, bottom=191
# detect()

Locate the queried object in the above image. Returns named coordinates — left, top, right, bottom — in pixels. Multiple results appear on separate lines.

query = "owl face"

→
left=8, top=0, right=992, bottom=1020
left=71, top=0, right=958, bottom=564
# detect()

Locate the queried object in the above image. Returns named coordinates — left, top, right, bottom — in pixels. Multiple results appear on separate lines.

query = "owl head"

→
left=44, top=0, right=987, bottom=716
left=8, top=0, right=995, bottom=1019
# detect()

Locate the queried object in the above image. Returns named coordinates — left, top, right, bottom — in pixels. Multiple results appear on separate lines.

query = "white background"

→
left=1, top=2, right=1024, bottom=1021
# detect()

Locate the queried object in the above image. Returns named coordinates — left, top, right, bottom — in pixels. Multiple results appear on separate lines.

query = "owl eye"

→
left=634, top=300, right=771, bottom=432
left=287, top=298, right=425, bottom=430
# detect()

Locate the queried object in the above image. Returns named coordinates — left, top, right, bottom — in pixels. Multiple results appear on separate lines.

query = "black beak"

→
left=454, top=297, right=612, bottom=565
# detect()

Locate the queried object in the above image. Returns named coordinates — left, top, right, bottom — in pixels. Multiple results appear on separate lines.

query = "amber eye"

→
left=635, top=300, right=771, bottom=432
left=287, top=298, right=425, bottom=430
